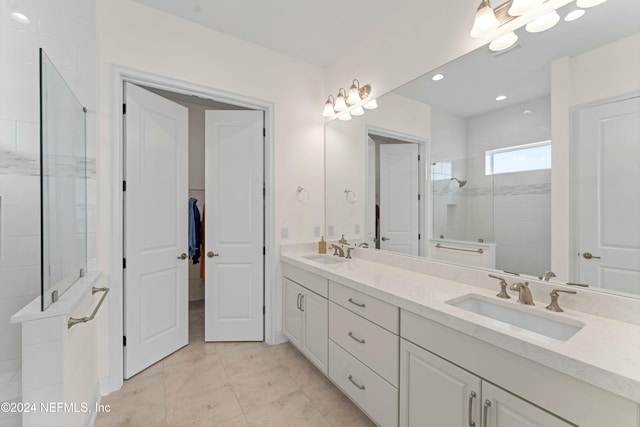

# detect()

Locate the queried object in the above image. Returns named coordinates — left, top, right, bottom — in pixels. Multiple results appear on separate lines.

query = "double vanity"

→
left=281, top=246, right=640, bottom=427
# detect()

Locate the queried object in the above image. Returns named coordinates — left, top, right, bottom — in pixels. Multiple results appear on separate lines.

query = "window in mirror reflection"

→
left=485, top=140, right=551, bottom=175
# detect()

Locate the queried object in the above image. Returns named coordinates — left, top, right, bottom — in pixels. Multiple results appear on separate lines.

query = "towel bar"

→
left=68, top=287, right=110, bottom=329
left=435, top=243, right=484, bottom=254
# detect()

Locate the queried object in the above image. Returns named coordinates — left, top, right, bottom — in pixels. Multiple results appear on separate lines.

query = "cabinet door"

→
left=482, top=382, right=573, bottom=427
left=301, top=290, right=328, bottom=374
left=400, top=339, right=481, bottom=427
left=283, top=278, right=303, bottom=348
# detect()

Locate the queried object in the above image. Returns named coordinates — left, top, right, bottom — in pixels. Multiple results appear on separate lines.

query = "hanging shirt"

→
left=188, top=198, right=201, bottom=264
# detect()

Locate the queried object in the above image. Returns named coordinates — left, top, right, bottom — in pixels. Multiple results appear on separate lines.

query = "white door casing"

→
left=123, top=83, right=189, bottom=378
left=379, top=143, right=420, bottom=255
left=574, top=96, right=640, bottom=294
left=205, top=110, right=264, bottom=341
left=365, top=137, right=377, bottom=248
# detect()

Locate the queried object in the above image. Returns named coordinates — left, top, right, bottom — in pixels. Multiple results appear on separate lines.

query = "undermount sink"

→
left=304, top=255, right=348, bottom=265
left=446, top=294, right=584, bottom=341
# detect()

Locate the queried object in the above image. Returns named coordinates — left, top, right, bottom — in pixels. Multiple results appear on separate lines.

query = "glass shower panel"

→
left=40, top=49, right=87, bottom=310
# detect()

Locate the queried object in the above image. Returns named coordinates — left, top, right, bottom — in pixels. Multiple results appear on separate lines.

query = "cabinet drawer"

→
left=283, top=263, right=328, bottom=297
left=329, top=281, right=399, bottom=333
left=329, top=302, right=399, bottom=387
left=329, top=340, right=398, bottom=427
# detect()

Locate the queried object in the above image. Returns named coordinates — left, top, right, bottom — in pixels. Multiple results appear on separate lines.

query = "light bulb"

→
left=525, top=10, right=560, bottom=33
left=363, top=99, right=378, bottom=110
left=576, top=0, right=607, bottom=7
left=338, top=112, right=352, bottom=121
left=496, top=95, right=507, bottom=101
left=508, top=0, right=544, bottom=16
left=351, top=106, right=365, bottom=116
left=432, top=74, right=444, bottom=81
left=470, top=0, right=500, bottom=38
left=489, top=32, right=518, bottom=51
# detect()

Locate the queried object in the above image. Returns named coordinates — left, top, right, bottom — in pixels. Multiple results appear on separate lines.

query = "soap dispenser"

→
left=339, top=234, right=347, bottom=244
left=318, top=236, right=327, bottom=254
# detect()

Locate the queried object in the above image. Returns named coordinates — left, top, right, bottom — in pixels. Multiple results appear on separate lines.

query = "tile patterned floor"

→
left=95, top=301, right=376, bottom=427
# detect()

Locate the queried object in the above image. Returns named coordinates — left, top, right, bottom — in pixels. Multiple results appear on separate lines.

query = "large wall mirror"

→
left=325, top=0, right=640, bottom=297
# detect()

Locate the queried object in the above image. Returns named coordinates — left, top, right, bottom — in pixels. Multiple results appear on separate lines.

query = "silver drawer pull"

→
left=468, top=391, right=477, bottom=427
left=348, top=374, right=365, bottom=390
left=348, top=331, right=366, bottom=344
left=348, top=297, right=366, bottom=308
left=482, top=399, right=491, bottom=427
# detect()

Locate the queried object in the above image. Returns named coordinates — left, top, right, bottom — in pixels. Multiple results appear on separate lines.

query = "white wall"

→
left=0, top=0, right=95, bottom=416
left=551, top=33, right=640, bottom=279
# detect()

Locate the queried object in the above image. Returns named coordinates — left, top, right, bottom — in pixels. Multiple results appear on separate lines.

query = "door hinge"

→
left=123, top=103, right=126, bottom=115
left=418, top=154, right=421, bottom=161
left=263, top=306, right=266, bottom=314
left=123, top=336, right=127, bottom=346
left=123, top=258, right=126, bottom=269
left=418, top=194, right=421, bottom=201
left=123, top=180, right=126, bottom=191
left=263, top=127, right=266, bottom=137
left=263, top=246, right=266, bottom=255
left=418, top=233, right=421, bottom=240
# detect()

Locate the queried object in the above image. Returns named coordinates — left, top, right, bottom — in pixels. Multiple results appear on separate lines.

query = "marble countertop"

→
left=281, top=252, right=640, bottom=403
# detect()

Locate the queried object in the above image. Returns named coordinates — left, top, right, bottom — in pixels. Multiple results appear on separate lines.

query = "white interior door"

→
left=574, top=96, right=640, bottom=294
left=365, top=137, right=376, bottom=248
left=379, top=143, right=419, bottom=255
left=124, top=83, right=189, bottom=378
left=204, top=110, right=264, bottom=341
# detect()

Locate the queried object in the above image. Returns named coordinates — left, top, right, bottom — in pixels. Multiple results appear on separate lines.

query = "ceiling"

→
left=132, top=0, right=411, bottom=67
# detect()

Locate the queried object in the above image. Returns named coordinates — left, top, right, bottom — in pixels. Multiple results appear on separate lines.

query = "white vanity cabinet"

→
left=282, top=264, right=328, bottom=374
left=328, top=281, right=400, bottom=427
left=401, top=309, right=639, bottom=427
left=400, top=339, right=572, bottom=427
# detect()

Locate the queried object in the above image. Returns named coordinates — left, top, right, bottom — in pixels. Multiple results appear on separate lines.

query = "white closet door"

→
left=124, top=83, right=189, bottom=378
left=204, top=110, right=264, bottom=341
left=379, top=143, right=419, bottom=255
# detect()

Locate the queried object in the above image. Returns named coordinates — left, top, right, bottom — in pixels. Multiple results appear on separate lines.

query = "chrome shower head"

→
left=450, top=177, right=467, bottom=188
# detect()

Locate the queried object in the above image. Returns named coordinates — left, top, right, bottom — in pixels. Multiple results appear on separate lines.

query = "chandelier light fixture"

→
left=322, top=79, right=376, bottom=118
left=470, top=0, right=606, bottom=51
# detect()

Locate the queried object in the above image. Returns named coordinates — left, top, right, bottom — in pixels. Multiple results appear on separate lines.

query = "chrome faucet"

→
left=330, top=244, right=345, bottom=257
left=488, top=274, right=510, bottom=299
left=539, top=271, right=556, bottom=281
left=510, top=281, right=534, bottom=305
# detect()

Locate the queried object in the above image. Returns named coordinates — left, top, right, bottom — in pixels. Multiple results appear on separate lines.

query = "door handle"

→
left=299, top=294, right=304, bottom=312
left=296, top=293, right=301, bottom=310
left=347, top=374, right=365, bottom=390
left=177, top=253, right=188, bottom=260
left=381, top=236, right=391, bottom=241
left=348, top=331, right=366, bottom=344
left=207, top=251, right=219, bottom=258
left=582, top=252, right=601, bottom=260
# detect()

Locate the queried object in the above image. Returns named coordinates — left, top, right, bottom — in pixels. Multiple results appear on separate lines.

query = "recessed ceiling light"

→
left=432, top=74, right=444, bottom=81
left=496, top=95, right=507, bottom=101
left=11, top=12, right=30, bottom=24
left=564, top=9, right=586, bottom=21
left=523, top=109, right=533, bottom=114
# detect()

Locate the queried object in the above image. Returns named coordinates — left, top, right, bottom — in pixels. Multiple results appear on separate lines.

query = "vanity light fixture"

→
left=489, top=31, right=518, bottom=51
left=525, top=10, right=560, bottom=33
left=564, top=9, right=586, bottom=21
left=322, top=96, right=336, bottom=117
left=322, top=79, right=375, bottom=117
left=363, top=99, right=378, bottom=109
left=508, top=0, right=544, bottom=16
left=334, top=88, right=348, bottom=112
left=576, top=0, right=607, bottom=8
left=470, top=0, right=500, bottom=37
left=338, top=112, right=352, bottom=121
left=351, top=106, right=365, bottom=116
